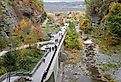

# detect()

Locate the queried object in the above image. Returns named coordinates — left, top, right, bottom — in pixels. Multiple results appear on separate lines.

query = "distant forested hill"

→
left=44, top=1, right=86, bottom=12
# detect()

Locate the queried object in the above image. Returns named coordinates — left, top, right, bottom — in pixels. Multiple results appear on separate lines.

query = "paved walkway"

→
left=2, top=76, right=19, bottom=82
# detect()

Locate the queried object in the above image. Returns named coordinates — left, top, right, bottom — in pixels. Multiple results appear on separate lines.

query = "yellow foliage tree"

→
left=15, top=19, right=28, bottom=34
left=19, top=19, right=28, bottom=28
left=79, top=19, right=89, bottom=30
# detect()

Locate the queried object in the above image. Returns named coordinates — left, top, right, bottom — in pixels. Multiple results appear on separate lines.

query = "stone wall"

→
left=83, top=41, right=108, bottom=82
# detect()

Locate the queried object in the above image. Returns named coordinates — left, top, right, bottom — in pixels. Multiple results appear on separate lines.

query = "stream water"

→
left=61, top=40, right=121, bottom=82
left=96, top=53, right=121, bottom=82
left=61, top=42, right=106, bottom=82
left=62, top=40, right=121, bottom=82
left=61, top=63, right=103, bottom=82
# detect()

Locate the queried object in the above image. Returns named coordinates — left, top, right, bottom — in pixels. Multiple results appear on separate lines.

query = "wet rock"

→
left=97, top=75, right=102, bottom=78
left=73, top=72, right=80, bottom=75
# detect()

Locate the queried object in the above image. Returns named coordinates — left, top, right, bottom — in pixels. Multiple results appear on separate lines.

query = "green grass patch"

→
left=0, top=47, right=44, bottom=76
left=42, top=27, right=60, bottom=33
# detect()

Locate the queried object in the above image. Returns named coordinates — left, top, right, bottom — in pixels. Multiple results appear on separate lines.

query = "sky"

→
left=43, top=0, right=84, bottom=2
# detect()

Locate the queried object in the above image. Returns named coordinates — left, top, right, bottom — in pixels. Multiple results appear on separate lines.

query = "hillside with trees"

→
left=0, top=0, right=46, bottom=76
left=84, top=0, right=121, bottom=54
left=82, top=0, right=121, bottom=81
left=0, top=0, right=47, bottom=50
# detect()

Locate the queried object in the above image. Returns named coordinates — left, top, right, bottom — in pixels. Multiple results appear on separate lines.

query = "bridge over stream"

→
left=0, top=24, right=69, bottom=82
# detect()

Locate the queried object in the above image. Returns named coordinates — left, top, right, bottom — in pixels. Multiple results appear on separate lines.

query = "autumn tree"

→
left=85, top=0, right=120, bottom=19
left=85, top=0, right=103, bottom=17
left=79, top=15, right=92, bottom=34
left=104, top=2, right=121, bottom=37
left=64, top=22, right=80, bottom=50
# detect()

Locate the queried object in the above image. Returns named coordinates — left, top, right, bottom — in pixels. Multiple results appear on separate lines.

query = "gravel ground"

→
left=60, top=49, right=97, bottom=82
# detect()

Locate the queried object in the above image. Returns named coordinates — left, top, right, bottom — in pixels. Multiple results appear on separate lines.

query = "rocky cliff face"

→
left=0, top=0, right=47, bottom=49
